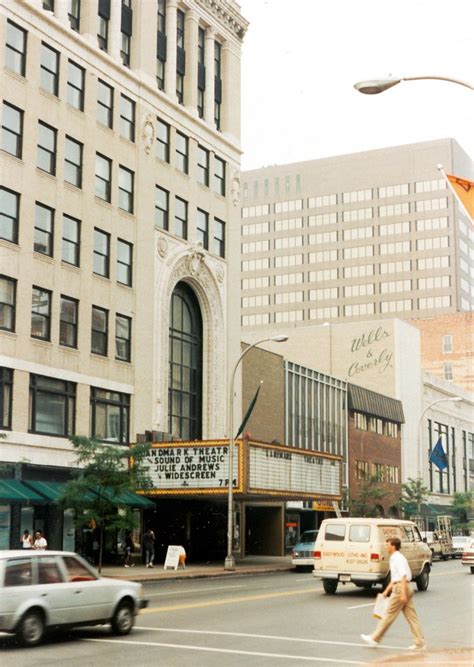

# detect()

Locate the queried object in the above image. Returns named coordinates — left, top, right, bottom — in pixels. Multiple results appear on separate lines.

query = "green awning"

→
left=92, top=487, right=155, bottom=508
left=23, top=481, right=67, bottom=502
left=0, top=480, right=45, bottom=503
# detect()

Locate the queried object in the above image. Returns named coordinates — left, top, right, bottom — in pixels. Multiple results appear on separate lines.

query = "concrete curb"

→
left=104, top=565, right=295, bottom=583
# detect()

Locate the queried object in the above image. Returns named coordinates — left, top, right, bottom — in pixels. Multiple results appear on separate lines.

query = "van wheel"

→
left=16, top=609, right=46, bottom=647
left=416, top=565, right=430, bottom=591
left=470, top=567, right=474, bottom=574
left=322, top=579, right=338, bottom=594
left=111, top=601, right=134, bottom=635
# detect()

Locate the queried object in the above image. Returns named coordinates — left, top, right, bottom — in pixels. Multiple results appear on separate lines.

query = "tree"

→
left=401, top=477, right=430, bottom=518
left=349, top=474, right=388, bottom=517
left=58, top=436, right=153, bottom=572
left=451, top=491, right=473, bottom=534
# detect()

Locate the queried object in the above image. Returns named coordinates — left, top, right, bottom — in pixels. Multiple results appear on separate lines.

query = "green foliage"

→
left=58, top=436, right=152, bottom=571
left=349, top=474, right=388, bottom=517
left=451, top=491, right=473, bottom=534
left=401, top=477, right=430, bottom=517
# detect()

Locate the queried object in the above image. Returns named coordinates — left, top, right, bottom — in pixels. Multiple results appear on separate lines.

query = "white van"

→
left=313, top=518, right=432, bottom=594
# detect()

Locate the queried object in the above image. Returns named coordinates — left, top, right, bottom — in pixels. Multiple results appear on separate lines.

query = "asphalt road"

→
left=1, top=560, right=472, bottom=666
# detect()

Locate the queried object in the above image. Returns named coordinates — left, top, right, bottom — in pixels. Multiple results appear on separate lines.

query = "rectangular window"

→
left=69, top=0, right=81, bottom=31
left=197, top=145, right=210, bottom=186
left=175, top=132, right=188, bottom=173
left=0, top=367, right=13, bottom=430
left=443, top=362, right=453, bottom=381
left=213, top=218, right=225, bottom=258
left=197, top=27, right=205, bottom=118
left=97, top=79, right=114, bottom=128
left=0, top=188, right=19, bottom=244
left=214, top=156, right=225, bottom=196
left=31, top=287, right=52, bottom=340
left=117, top=239, right=132, bottom=286
left=120, top=94, right=135, bottom=141
left=93, top=228, right=110, bottom=277
left=90, top=387, right=129, bottom=443
left=0, top=276, right=16, bottom=332
left=176, top=9, right=185, bottom=103
left=175, top=197, right=188, bottom=239
left=155, top=186, right=169, bottom=230
left=115, top=314, right=131, bottom=362
left=43, top=0, right=54, bottom=11
left=121, top=32, right=131, bottom=67
left=64, top=136, right=83, bottom=188
left=197, top=209, right=209, bottom=249
left=214, top=41, right=222, bottom=130
left=34, top=203, right=54, bottom=256
left=40, top=43, right=59, bottom=96
left=97, top=14, right=109, bottom=51
left=59, top=296, right=78, bottom=348
left=156, top=0, right=166, bottom=90
left=118, top=165, right=134, bottom=213
left=324, top=524, right=345, bottom=541
left=67, top=60, right=85, bottom=110
left=29, top=375, right=76, bottom=436
left=2, top=101, right=23, bottom=158
left=62, top=214, right=80, bottom=266
left=156, top=58, right=165, bottom=91
left=95, top=153, right=112, bottom=201
left=37, top=122, right=57, bottom=175
left=442, top=334, right=453, bottom=353
left=91, top=306, right=108, bottom=355
left=5, top=21, right=27, bottom=76
left=156, top=118, right=170, bottom=162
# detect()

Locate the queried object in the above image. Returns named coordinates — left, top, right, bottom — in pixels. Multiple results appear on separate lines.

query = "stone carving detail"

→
left=142, top=113, right=155, bottom=154
left=195, top=0, right=248, bottom=40
left=157, top=236, right=168, bottom=259
left=231, top=169, right=241, bottom=206
left=216, top=264, right=225, bottom=283
left=188, top=245, right=205, bottom=276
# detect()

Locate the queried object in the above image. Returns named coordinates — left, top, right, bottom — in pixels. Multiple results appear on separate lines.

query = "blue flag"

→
left=429, top=438, right=448, bottom=471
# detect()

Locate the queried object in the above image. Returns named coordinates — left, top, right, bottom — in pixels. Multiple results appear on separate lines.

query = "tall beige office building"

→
left=240, top=139, right=473, bottom=329
left=0, top=0, right=247, bottom=547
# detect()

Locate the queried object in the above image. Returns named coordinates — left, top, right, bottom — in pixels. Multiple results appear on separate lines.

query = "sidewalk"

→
left=101, top=555, right=294, bottom=582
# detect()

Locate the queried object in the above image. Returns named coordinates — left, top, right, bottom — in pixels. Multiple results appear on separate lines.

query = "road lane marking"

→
left=135, top=626, right=410, bottom=651
left=83, top=638, right=366, bottom=664
left=346, top=602, right=374, bottom=610
left=141, top=585, right=320, bottom=613
left=146, top=584, right=245, bottom=597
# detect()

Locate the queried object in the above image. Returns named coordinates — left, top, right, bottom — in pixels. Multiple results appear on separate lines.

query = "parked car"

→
left=460, top=540, right=474, bottom=573
left=0, top=551, right=148, bottom=647
left=313, top=518, right=432, bottom=594
left=292, top=530, right=319, bottom=569
left=452, top=535, right=471, bottom=558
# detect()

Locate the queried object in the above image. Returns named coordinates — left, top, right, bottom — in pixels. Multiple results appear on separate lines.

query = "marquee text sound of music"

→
left=147, top=446, right=228, bottom=480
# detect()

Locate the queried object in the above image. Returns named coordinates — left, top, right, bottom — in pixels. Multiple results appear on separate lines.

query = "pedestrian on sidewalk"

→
left=143, top=527, right=156, bottom=568
left=123, top=531, right=135, bottom=568
left=361, top=537, right=426, bottom=651
left=21, top=529, right=33, bottom=549
left=33, top=530, right=47, bottom=550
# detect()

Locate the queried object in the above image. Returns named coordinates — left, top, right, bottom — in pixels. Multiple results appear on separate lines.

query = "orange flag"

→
left=447, top=174, right=474, bottom=220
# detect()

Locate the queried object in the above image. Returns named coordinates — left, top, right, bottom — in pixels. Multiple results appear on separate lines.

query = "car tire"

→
left=416, top=565, right=430, bottom=591
left=16, top=609, right=46, bottom=647
left=111, top=600, right=135, bottom=636
left=322, top=579, right=338, bottom=594
left=470, top=566, right=474, bottom=574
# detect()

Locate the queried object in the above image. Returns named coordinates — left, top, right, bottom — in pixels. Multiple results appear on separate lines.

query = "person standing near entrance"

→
left=21, top=530, right=33, bottom=549
left=361, top=537, right=426, bottom=651
left=143, top=528, right=156, bottom=568
left=33, top=530, right=47, bottom=550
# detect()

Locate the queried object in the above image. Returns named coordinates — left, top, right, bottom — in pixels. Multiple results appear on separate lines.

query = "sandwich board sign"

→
left=164, top=545, right=186, bottom=570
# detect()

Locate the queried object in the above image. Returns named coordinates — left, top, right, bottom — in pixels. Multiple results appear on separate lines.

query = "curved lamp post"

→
left=354, top=76, right=474, bottom=94
left=224, top=334, right=288, bottom=571
left=417, top=397, right=462, bottom=481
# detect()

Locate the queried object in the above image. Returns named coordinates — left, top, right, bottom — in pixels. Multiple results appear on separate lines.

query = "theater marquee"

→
left=139, top=440, right=341, bottom=500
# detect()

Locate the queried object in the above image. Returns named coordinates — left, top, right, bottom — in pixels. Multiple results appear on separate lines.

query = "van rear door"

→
left=317, top=522, right=348, bottom=575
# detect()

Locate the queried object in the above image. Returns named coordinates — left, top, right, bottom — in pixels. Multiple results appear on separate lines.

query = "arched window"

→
left=168, top=282, right=202, bottom=440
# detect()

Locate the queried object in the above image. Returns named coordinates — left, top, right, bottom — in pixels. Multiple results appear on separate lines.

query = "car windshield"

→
left=299, top=531, right=318, bottom=543
left=453, top=536, right=469, bottom=545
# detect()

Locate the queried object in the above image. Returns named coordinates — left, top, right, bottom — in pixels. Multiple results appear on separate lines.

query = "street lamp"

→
left=224, top=334, right=288, bottom=571
left=354, top=76, right=474, bottom=94
left=417, top=397, right=463, bottom=481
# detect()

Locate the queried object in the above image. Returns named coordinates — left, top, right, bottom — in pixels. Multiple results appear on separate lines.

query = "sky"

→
left=238, top=0, right=474, bottom=171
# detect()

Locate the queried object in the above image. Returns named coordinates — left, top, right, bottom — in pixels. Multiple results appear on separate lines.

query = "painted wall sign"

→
left=347, top=326, right=393, bottom=378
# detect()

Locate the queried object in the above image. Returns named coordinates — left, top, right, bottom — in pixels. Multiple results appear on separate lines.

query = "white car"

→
left=0, top=550, right=148, bottom=647
left=452, top=535, right=471, bottom=558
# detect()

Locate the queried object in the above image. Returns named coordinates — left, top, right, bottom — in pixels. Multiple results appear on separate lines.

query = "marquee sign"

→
left=139, top=440, right=341, bottom=499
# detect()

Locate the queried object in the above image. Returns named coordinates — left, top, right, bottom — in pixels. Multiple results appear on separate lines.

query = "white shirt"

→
left=390, top=549, right=412, bottom=582
left=34, top=537, right=47, bottom=550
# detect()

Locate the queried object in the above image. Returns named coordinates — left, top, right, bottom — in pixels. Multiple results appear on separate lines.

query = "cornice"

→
left=195, top=0, right=249, bottom=40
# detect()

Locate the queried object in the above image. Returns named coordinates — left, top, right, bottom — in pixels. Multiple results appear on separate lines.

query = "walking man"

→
left=33, top=530, right=47, bottom=550
left=361, top=537, right=426, bottom=651
left=143, top=527, right=156, bottom=568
